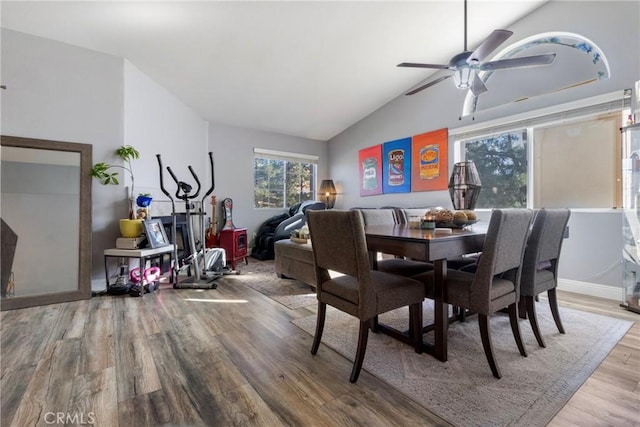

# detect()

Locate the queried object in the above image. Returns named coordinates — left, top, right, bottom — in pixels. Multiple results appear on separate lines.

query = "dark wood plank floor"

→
left=1, top=278, right=638, bottom=426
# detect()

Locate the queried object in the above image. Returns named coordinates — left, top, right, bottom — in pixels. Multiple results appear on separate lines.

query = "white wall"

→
left=123, top=60, right=209, bottom=217
left=0, top=29, right=124, bottom=145
left=208, top=122, right=328, bottom=245
left=1, top=28, right=124, bottom=285
left=328, top=1, right=639, bottom=291
left=1, top=29, right=210, bottom=285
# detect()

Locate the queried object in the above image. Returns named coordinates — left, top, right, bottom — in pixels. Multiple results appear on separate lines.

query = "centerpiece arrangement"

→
left=424, top=208, right=478, bottom=229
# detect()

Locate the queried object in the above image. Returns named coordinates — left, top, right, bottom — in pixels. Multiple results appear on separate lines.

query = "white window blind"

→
left=253, top=148, right=318, bottom=164
left=451, top=91, right=630, bottom=142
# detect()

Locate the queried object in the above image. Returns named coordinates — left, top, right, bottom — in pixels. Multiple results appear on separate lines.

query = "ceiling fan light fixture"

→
left=398, top=0, right=554, bottom=97
left=453, top=68, right=474, bottom=89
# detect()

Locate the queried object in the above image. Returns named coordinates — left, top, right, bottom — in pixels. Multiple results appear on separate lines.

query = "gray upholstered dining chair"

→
left=306, top=209, right=425, bottom=383
left=356, top=207, right=398, bottom=226
left=358, top=208, right=433, bottom=277
left=519, top=208, right=571, bottom=348
left=412, top=209, right=534, bottom=378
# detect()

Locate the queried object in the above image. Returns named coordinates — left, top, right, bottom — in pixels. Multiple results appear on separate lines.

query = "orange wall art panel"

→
left=411, top=128, right=448, bottom=192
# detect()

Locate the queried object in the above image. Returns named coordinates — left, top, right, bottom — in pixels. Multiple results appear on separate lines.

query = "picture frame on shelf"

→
left=144, top=218, right=170, bottom=248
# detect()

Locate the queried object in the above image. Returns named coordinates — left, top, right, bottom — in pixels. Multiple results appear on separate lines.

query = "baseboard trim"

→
left=557, top=279, right=620, bottom=301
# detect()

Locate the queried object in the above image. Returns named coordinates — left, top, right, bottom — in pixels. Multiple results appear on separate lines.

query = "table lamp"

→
left=319, top=179, right=337, bottom=209
left=448, top=161, right=482, bottom=210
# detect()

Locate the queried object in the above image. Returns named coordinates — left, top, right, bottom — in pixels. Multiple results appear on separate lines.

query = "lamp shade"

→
left=448, top=161, right=482, bottom=210
left=319, top=179, right=337, bottom=209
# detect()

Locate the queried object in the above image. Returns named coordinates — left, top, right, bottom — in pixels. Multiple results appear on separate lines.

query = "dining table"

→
left=364, top=224, right=487, bottom=362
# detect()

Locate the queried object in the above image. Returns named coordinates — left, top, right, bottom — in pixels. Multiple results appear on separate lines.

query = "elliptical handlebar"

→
left=156, top=154, right=173, bottom=203
left=155, top=152, right=215, bottom=206
left=166, top=166, right=179, bottom=186
left=164, top=166, right=187, bottom=201
left=201, top=152, right=215, bottom=202
left=187, top=166, right=201, bottom=199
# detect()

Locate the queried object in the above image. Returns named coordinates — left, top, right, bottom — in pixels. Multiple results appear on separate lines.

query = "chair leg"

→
left=518, top=296, right=527, bottom=319
left=370, top=315, right=379, bottom=333
left=525, top=295, right=546, bottom=348
left=508, top=303, right=528, bottom=357
left=409, top=302, right=423, bottom=354
left=311, top=302, right=326, bottom=355
left=478, top=314, right=502, bottom=379
left=350, top=320, right=370, bottom=383
left=548, top=288, right=565, bottom=334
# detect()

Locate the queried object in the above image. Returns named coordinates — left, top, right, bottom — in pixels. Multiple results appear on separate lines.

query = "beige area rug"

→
left=217, top=259, right=633, bottom=426
left=218, top=259, right=317, bottom=310
left=293, top=300, right=633, bottom=427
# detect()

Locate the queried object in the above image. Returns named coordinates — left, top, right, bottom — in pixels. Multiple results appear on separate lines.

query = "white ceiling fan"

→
left=398, top=0, right=556, bottom=97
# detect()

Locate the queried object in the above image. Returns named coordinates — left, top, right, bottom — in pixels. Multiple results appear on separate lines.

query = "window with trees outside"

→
left=463, top=129, right=528, bottom=209
left=454, top=96, right=628, bottom=209
left=253, top=148, right=317, bottom=209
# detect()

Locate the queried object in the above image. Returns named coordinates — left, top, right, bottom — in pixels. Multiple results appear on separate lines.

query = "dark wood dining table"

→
left=365, top=224, right=487, bottom=362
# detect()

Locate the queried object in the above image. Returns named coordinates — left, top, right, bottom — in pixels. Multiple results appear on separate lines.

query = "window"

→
left=253, top=149, right=317, bottom=209
left=463, top=129, right=528, bottom=208
left=454, top=93, right=628, bottom=209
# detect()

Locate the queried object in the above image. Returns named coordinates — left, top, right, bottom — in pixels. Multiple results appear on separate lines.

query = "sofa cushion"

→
left=275, top=239, right=313, bottom=263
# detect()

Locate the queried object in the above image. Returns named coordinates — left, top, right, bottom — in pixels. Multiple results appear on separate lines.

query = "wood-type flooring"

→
left=1, top=276, right=638, bottom=426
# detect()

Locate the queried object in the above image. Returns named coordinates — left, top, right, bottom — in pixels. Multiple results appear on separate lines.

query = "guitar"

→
left=221, top=198, right=235, bottom=230
left=205, top=195, right=218, bottom=248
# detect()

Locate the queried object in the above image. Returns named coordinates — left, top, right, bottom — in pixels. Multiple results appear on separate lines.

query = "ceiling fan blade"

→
left=470, top=73, right=488, bottom=97
left=405, top=75, right=452, bottom=96
left=397, top=62, right=450, bottom=70
left=479, top=53, right=556, bottom=71
left=467, top=29, right=513, bottom=64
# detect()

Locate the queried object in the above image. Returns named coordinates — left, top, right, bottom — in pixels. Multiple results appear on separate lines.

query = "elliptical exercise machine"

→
left=156, top=152, right=231, bottom=289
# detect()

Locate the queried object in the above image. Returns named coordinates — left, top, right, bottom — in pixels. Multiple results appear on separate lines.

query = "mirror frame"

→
left=1, top=135, right=92, bottom=310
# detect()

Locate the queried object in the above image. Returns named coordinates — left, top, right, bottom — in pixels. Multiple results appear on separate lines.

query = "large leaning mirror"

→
left=1, top=135, right=92, bottom=310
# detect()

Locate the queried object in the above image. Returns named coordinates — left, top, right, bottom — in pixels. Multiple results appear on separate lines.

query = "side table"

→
left=104, top=245, right=176, bottom=295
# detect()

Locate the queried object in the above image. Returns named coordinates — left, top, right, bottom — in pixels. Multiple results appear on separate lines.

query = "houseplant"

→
left=91, top=145, right=143, bottom=237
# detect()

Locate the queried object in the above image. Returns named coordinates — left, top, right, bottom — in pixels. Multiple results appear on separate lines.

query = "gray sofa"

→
left=274, top=239, right=315, bottom=288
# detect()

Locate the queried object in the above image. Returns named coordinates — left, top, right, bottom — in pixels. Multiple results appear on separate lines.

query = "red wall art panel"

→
left=358, top=145, right=382, bottom=196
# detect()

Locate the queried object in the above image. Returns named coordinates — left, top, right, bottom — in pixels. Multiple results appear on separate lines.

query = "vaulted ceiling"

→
left=1, top=1, right=547, bottom=140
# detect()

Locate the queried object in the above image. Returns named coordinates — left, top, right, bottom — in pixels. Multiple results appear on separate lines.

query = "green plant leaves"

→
left=116, top=145, right=139, bottom=160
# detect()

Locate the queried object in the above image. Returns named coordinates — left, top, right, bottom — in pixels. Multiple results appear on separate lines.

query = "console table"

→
left=104, top=245, right=176, bottom=293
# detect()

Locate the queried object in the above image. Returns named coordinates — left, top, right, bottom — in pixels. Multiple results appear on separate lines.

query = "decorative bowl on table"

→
left=428, top=208, right=478, bottom=229
left=435, top=219, right=479, bottom=229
